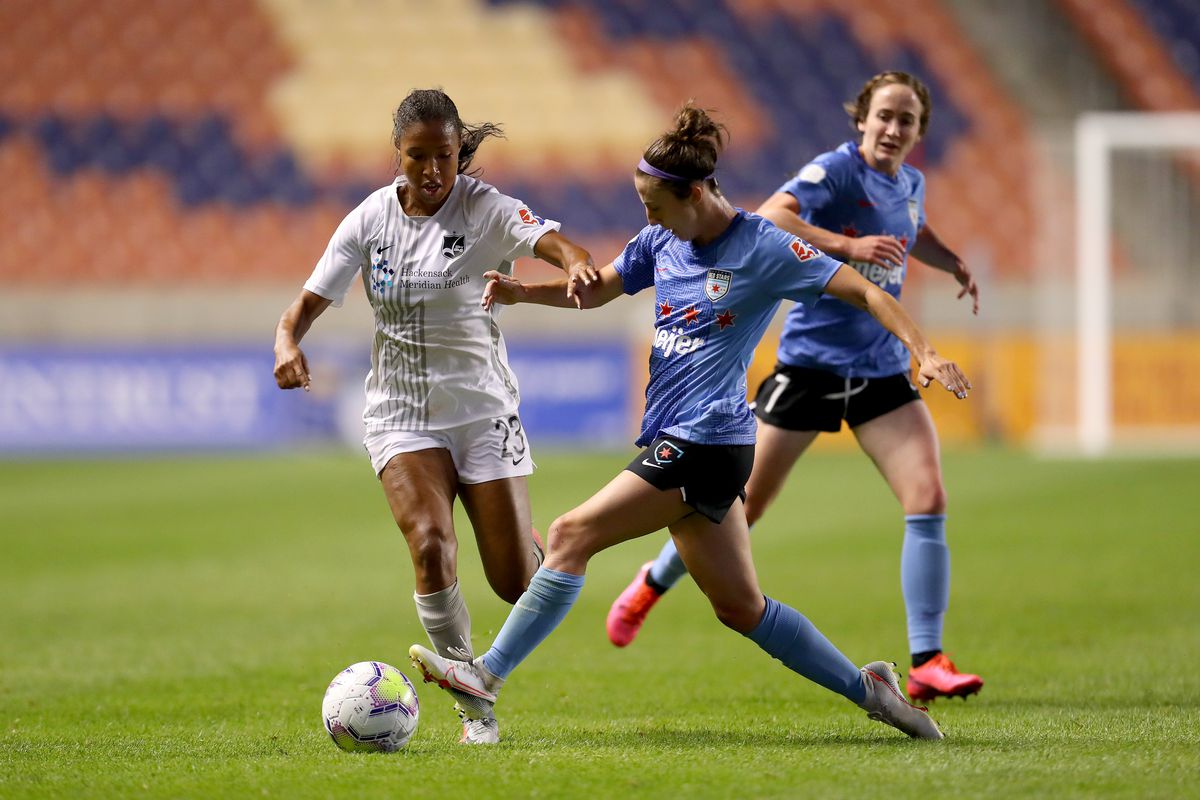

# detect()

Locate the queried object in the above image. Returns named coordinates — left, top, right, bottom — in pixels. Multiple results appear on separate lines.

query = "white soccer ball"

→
left=322, top=661, right=419, bottom=752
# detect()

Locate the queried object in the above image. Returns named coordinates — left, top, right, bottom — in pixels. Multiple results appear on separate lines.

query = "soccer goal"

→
left=1041, top=112, right=1200, bottom=456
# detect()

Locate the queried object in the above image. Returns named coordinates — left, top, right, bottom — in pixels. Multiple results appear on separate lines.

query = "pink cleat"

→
left=606, top=562, right=663, bottom=647
left=906, top=653, right=984, bottom=701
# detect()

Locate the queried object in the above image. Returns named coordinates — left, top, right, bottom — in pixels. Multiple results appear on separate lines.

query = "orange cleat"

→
left=905, top=653, right=983, bottom=700
left=605, top=562, right=663, bottom=647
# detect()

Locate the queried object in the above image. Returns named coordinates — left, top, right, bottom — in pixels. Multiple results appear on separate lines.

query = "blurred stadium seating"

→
left=4, top=0, right=1196, bottom=290
left=1059, top=0, right=1200, bottom=110
left=0, top=0, right=1043, bottom=288
left=1, top=0, right=1197, bottom=453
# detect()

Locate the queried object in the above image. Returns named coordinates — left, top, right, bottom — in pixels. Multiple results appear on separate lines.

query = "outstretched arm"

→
left=823, top=265, right=971, bottom=399
left=534, top=231, right=601, bottom=308
left=757, top=192, right=907, bottom=270
left=273, top=289, right=332, bottom=391
left=482, top=264, right=625, bottom=311
left=911, top=223, right=979, bottom=315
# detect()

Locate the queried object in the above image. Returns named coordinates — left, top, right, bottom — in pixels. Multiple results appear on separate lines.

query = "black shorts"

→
left=625, top=436, right=754, bottom=524
left=752, top=364, right=920, bottom=432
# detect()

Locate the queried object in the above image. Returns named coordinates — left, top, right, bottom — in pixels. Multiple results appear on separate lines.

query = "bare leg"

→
left=743, top=424, right=820, bottom=525
left=853, top=400, right=950, bottom=658
left=641, top=423, right=818, bottom=597
left=668, top=498, right=764, bottom=632
left=379, top=449, right=476, bottom=659
left=545, top=470, right=694, bottom=575
left=379, top=449, right=461, bottom=593
left=478, top=472, right=697, bottom=681
left=459, top=476, right=540, bottom=603
left=852, top=400, right=945, bottom=515
left=669, top=499, right=865, bottom=699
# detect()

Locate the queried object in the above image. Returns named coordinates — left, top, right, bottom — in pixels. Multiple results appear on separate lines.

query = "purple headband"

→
left=637, top=158, right=712, bottom=183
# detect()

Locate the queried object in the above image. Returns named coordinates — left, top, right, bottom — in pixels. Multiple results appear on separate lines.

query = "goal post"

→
left=1073, top=112, right=1200, bottom=456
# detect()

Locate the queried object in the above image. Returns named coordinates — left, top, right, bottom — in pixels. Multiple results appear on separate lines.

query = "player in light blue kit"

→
left=608, top=72, right=984, bottom=702
left=409, top=105, right=970, bottom=743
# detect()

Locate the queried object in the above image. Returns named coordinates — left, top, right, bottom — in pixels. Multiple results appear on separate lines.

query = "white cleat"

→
left=408, top=644, right=499, bottom=721
left=858, top=661, right=945, bottom=740
left=460, top=715, right=500, bottom=744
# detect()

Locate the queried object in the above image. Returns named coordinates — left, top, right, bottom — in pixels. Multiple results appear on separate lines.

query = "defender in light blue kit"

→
left=409, top=104, right=971, bottom=744
left=619, top=210, right=838, bottom=450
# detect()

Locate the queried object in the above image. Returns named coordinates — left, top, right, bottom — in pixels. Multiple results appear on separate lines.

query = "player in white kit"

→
left=273, top=89, right=598, bottom=743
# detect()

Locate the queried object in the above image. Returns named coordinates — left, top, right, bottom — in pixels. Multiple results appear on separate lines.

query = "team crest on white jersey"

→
left=705, top=269, right=732, bottom=302
left=442, top=234, right=465, bottom=259
left=908, top=198, right=920, bottom=228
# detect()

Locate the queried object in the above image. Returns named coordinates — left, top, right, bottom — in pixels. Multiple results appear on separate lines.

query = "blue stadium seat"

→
left=1129, top=0, right=1200, bottom=88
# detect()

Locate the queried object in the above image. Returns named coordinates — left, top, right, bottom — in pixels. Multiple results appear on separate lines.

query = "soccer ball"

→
left=322, top=661, right=420, bottom=752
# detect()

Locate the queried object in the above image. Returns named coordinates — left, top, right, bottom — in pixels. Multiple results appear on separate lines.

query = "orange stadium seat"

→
left=1058, top=0, right=1200, bottom=111
left=0, top=0, right=1056, bottom=286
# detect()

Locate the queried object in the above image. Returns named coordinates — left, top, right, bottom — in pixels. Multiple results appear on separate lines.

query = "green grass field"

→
left=2, top=448, right=1198, bottom=798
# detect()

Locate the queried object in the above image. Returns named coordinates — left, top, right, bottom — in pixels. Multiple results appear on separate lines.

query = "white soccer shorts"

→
left=365, top=413, right=535, bottom=484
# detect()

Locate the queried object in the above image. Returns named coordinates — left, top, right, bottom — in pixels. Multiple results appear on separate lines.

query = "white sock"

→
left=414, top=580, right=472, bottom=661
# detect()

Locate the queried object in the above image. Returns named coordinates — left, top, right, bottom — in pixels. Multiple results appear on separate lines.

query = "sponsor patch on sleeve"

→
left=797, top=163, right=826, bottom=184
left=518, top=207, right=544, bottom=225
left=789, top=238, right=822, bottom=262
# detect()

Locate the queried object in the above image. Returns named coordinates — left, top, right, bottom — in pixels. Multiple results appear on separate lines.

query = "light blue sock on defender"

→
left=746, top=596, right=866, bottom=704
left=647, top=538, right=689, bottom=589
left=901, top=514, right=950, bottom=654
left=479, top=566, right=585, bottom=680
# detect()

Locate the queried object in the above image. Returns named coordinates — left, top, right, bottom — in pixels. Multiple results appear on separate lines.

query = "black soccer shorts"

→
left=752, top=363, right=920, bottom=433
left=625, top=435, right=754, bottom=524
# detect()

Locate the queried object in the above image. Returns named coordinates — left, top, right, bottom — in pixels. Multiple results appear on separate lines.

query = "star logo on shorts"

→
left=715, top=310, right=736, bottom=330
left=651, top=440, right=684, bottom=465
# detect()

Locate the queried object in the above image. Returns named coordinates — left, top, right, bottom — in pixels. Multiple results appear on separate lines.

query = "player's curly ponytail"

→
left=639, top=103, right=728, bottom=198
left=392, top=89, right=504, bottom=175
left=844, top=72, right=933, bottom=136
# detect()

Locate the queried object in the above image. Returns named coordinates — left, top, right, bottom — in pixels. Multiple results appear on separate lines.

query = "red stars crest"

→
left=705, top=269, right=732, bottom=302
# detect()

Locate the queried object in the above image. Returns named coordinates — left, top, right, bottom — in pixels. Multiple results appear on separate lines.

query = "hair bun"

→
left=639, top=103, right=728, bottom=193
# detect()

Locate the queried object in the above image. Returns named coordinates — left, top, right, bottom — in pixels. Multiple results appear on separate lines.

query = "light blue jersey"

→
left=776, top=141, right=926, bottom=378
left=614, top=211, right=841, bottom=447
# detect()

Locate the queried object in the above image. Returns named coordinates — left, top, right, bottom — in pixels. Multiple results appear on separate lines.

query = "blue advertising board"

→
left=0, top=346, right=336, bottom=453
left=0, top=341, right=631, bottom=455
left=506, top=340, right=631, bottom=446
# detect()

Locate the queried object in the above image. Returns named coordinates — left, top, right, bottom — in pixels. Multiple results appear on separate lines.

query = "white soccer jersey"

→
left=304, top=175, right=560, bottom=433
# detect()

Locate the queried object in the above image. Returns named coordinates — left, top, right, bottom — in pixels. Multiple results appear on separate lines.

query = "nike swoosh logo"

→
left=376, top=244, right=393, bottom=254
left=640, top=459, right=664, bottom=470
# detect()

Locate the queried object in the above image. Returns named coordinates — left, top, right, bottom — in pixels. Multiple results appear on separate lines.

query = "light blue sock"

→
left=901, top=514, right=950, bottom=655
left=479, top=566, right=585, bottom=680
left=746, top=596, right=866, bottom=703
left=647, top=537, right=689, bottom=589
